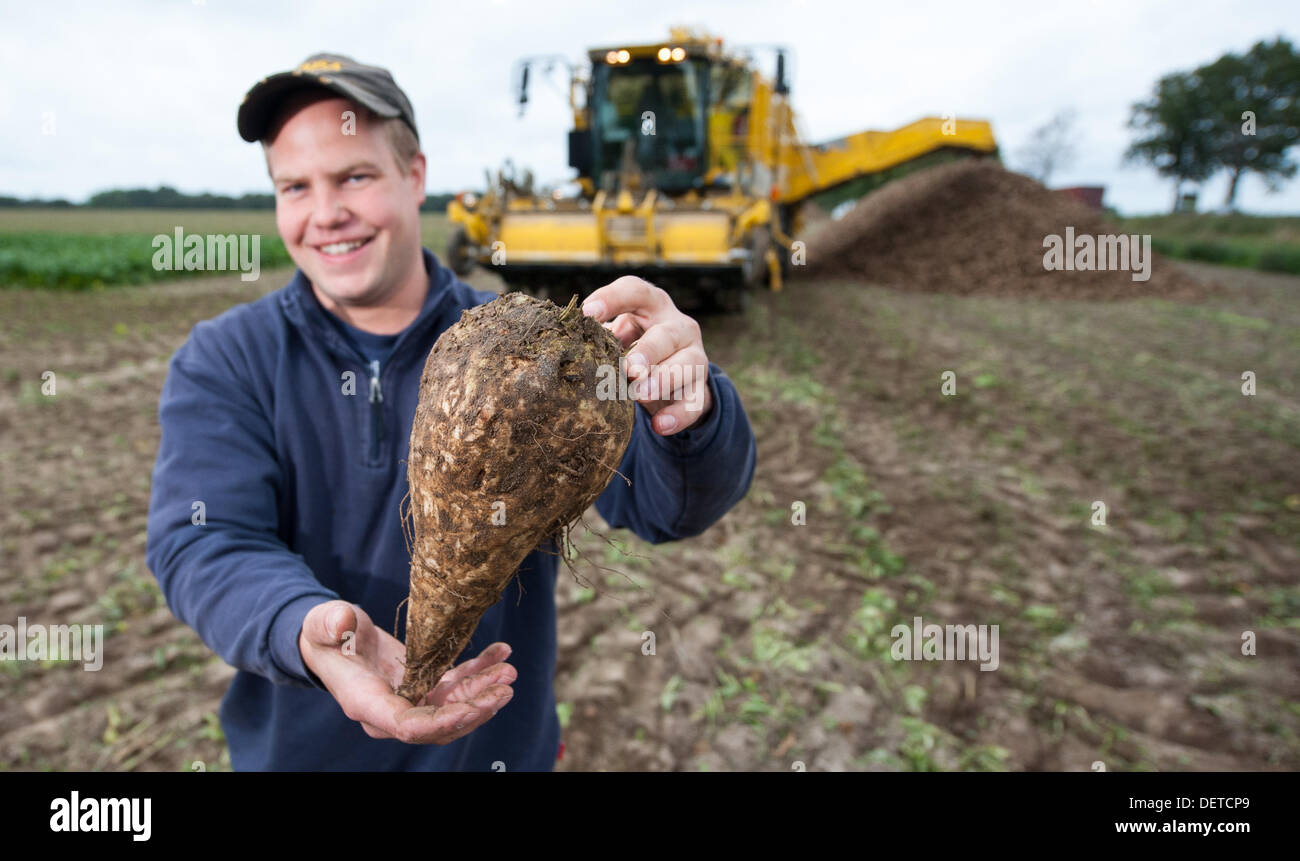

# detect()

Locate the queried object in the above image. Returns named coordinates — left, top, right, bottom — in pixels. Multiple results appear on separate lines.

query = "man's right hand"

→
left=299, top=599, right=516, bottom=744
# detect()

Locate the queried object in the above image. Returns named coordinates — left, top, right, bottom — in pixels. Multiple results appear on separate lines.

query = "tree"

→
left=1126, top=38, right=1300, bottom=212
left=1125, top=72, right=1217, bottom=213
left=1016, top=110, right=1078, bottom=185
left=1197, top=37, right=1300, bottom=209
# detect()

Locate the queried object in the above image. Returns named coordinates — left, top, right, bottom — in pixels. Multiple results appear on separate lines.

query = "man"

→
left=145, top=53, right=756, bottom=771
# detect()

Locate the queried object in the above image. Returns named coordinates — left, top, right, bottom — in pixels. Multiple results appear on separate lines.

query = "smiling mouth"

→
left=316, top=236, right=374, bottom=257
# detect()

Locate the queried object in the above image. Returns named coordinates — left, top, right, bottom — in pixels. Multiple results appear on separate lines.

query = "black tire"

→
left=742, top=228, right=771, bottom=291
left=446, top=226, right=476, bottom=276
left=712, top=276, right=752, bottom=314
left=776, top=205, right=796, bottom=280
left=727, top=286, right=752, bottom=313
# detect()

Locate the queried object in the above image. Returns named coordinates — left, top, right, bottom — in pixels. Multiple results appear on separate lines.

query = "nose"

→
left=309, top=187, right=351, bottom=231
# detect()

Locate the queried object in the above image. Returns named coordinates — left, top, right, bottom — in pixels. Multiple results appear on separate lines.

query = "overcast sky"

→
left=1, top=0, right=1297, bottom=214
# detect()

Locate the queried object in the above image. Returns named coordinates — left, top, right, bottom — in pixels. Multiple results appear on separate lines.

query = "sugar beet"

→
left=396, top=293, right=634, bottom=704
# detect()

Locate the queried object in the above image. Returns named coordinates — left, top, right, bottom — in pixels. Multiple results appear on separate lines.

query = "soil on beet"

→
left=398, top=294, right=633, bottom=704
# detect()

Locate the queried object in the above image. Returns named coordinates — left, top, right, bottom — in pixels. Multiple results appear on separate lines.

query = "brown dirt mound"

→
left=799, top=199, right=830, bottom=225
left=798, top=159, right=1217, bottom=300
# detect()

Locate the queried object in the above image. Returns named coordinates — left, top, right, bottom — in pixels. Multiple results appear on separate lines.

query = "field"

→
left=0, top=209, right=454, bottom=290
left=1116, top=213, right=1300, bottom=275
left=1, top=210, right=1298, bottom=771
left=0, top=208, right=457, bottom=248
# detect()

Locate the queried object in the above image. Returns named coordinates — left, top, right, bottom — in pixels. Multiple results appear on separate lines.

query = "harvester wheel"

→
left=723, top=287, right=752, bottom=314
left=446, top=226, right=476, bottom=276
left=714, top=277, right=752, bottom=314
left=742, top=228, right=771, bottom=291
left=776, top=205, right=797, bottom=280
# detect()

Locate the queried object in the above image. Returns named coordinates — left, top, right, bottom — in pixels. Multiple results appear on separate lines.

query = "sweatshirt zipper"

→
left=368, top=359, right=385, bottom=462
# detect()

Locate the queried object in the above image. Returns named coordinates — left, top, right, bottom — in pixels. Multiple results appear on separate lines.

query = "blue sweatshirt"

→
left=144, top=248, right=756, bottom=771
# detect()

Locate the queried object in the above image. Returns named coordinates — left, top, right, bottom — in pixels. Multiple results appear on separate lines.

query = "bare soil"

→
left=1, top=234, right=1296, bottom=772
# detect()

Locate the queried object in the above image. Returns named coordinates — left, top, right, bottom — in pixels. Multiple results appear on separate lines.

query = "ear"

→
left=408, top=151, right=427, bottom=205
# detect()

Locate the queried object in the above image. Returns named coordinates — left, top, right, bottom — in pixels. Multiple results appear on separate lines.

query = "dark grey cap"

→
left=237, top=52, right=418, bottom=143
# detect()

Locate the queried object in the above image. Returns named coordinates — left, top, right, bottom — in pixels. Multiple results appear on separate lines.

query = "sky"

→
left=1, top=0, right=1297, bottom=215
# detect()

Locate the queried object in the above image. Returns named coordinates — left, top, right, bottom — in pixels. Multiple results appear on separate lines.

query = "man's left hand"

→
left=582, top=276, right=713, bottom=436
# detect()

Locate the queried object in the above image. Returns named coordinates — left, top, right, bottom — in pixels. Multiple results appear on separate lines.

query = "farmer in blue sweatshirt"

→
left=144, top=54, right=756, bottom=771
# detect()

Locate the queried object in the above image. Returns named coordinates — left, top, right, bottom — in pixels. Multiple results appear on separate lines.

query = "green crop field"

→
left=0, top=209, right=458, bottom=289
left=0, top=232, right=292, bottom=290
left=1117, top=213, right=1300, bottom=275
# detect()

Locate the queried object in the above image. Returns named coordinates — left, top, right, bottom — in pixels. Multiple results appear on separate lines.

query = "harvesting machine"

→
left=446, top=28, right=998, bottom=310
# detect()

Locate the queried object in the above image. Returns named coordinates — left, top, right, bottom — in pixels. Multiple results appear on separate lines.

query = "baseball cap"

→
left=237, top=52, right=419, bottom=143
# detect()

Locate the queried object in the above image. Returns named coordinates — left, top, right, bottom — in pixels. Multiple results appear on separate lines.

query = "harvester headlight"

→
left=461, top=192, right=478, bottom=208
left=670, top=47, right=685, bottom=62
left=605, top=50, right=619, bottom=64
left=617, top=50, right=630, bottom=63
left=657, top=47, right=671, bottom=62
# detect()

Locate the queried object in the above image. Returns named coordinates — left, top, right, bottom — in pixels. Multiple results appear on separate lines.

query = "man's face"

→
left=265, top=95, right=426, bottom=308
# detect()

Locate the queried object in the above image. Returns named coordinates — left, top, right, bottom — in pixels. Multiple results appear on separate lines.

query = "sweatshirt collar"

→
left=279, top=247, right=455, bottom=365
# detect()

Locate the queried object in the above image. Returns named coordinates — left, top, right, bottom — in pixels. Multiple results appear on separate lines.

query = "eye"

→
left=346, top=173, right=372, bottom=184
left=280, top=182, right=305, bottom=194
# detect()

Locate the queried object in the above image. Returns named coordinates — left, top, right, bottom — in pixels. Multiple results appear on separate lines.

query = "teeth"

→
left=320, top=239, right=366, bottom=255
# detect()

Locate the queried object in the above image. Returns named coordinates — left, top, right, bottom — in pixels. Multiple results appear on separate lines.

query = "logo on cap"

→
left=297, top=59, right=343, bottom=73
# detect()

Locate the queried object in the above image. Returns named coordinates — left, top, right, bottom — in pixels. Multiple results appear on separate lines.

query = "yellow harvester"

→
left=446, top=28, right=998, bottom=310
